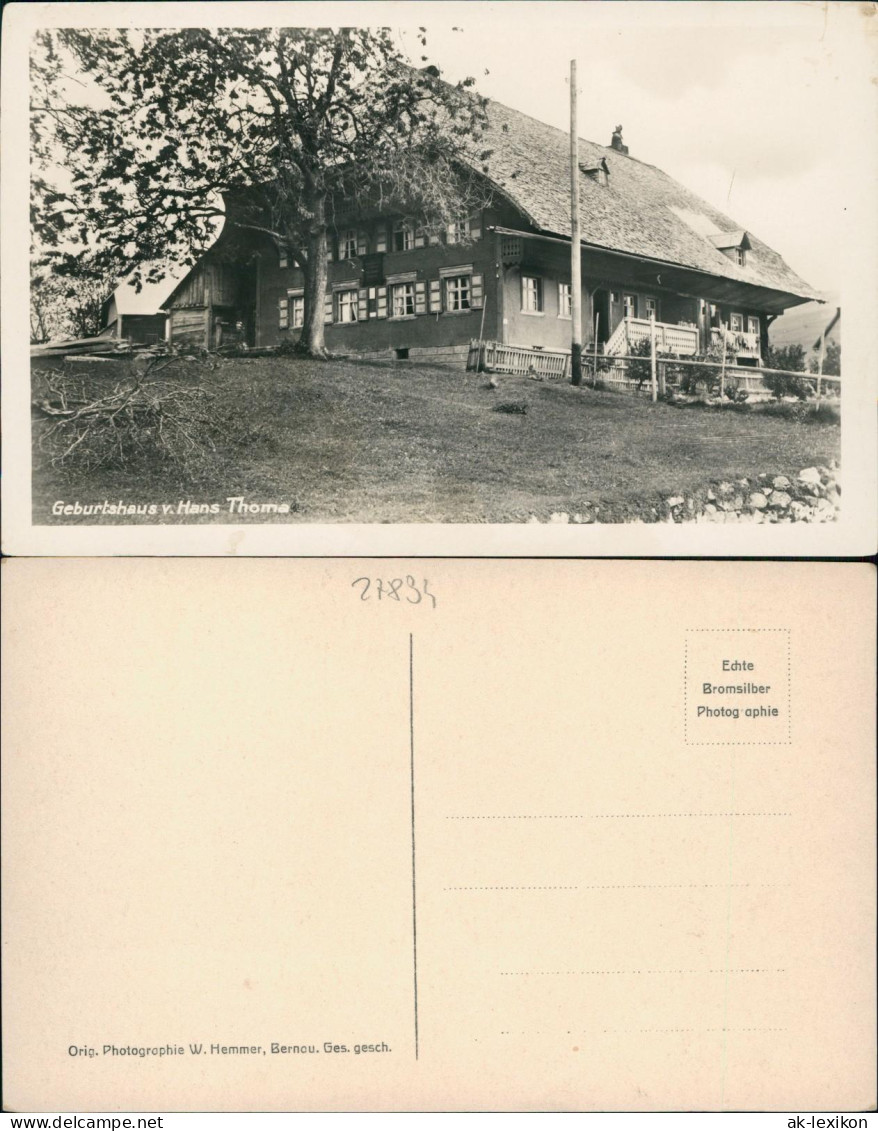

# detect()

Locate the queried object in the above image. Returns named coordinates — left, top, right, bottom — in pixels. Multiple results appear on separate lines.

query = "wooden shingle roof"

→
left=478, top=99, right=820, bottom=301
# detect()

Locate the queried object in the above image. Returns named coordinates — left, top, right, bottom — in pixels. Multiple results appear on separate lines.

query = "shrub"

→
left=627, top=337, right=653, bottom=390
left=762, top=370, right=810, bottom=401
left=765, top=343, right=806, bottom=372
left=809, top=340, right=841, bottom=377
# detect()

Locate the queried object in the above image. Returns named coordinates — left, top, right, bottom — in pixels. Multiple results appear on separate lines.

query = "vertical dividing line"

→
left=409, top=632, right=419, bottom=1060
left=718, top=753, right=738, bottom=1110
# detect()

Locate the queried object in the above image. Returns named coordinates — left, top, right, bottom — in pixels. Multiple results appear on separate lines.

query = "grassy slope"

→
left=32, top=355, right=840, bottom=524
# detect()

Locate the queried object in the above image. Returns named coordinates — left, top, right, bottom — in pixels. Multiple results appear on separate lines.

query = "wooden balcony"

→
left=604, top=317, right=699, bottom=357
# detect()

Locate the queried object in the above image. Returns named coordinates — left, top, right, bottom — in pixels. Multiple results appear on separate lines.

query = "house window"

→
left=747, top=315, right=760, bottom=337
left=729, top=312, right=744, bottom=333
left=339, top=229, right=359, bottom=259
left=445, top=274, right=472, bottom=312
left=446, top=217, right=470, bottom=245
left=393, top=220, right=415, bottom=251
left=336, top=288, right=359, bottom=324
left=734, top=247, right=746, bottom=266
left=623, top=293, right=637, bottom=318
left=278, top=247, right=289, bottom=270
left=558, top=283, right=572, bottom=319
left=290, top=293, right=304, bottom=329
left=644, top=296, right=658, bottom=321
left=391, top=282, right=416, bottom=318
left=521, top=276, right=543, bottom=313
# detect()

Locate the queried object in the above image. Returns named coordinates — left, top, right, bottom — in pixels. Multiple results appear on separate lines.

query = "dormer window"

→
left=707, top=230, right=751, bottom=266
left=580, top=158, right=610, bottom=187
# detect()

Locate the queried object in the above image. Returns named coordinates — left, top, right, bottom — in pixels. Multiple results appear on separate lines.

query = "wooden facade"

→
left=166, top=202, right=806, bottom=368
left=165, top=261, right=256, bottom=349
left=165, top=99, right=817, bottom=364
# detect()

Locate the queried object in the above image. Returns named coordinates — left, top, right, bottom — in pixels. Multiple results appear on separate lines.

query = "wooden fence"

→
left=467, top=339, right=570, bottom=379
left=467, top=338, right=840, bottom=398
left=587, top=353, right=841, bottom=397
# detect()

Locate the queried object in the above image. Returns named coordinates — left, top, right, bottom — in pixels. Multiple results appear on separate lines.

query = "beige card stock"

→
left=2, top=559, right=875, bottom=1112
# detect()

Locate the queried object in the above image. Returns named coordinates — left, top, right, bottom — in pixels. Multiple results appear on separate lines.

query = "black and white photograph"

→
left=3, top=0, right=876, bottom=554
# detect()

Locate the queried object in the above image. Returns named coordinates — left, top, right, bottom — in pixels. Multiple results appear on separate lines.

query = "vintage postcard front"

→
left=2, top=559, right=874, bottom=1112
left=2, top=1, right=877, bottom=557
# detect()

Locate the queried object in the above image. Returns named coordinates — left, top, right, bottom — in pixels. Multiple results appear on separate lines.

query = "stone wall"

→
left=531, top=463, right=840, bottom=524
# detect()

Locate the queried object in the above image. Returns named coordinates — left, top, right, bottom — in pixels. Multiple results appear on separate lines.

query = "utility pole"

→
left=570, top=59, right=583, bottom=386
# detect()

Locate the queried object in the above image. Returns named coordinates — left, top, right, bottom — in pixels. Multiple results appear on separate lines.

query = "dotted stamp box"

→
left=684, top=629, right=791, bottom=746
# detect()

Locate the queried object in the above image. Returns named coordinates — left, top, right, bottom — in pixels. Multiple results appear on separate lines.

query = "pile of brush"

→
left=33, top=361, right=216, bottom=473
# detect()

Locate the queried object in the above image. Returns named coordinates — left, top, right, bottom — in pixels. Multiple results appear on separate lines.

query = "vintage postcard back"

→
left=2, top=559, right=875, bottom=1112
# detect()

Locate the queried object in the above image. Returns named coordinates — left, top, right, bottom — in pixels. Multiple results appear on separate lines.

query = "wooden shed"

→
left=163, top=258, right=257, bottom=349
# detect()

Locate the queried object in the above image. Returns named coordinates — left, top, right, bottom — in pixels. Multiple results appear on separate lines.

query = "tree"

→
left=31, top=28, right=493, bottom=355
left=810, top=339, right=841, bottom=377
left=30, top=251, right=115, bottom=342
left=763, top=343, right=806, bottom=372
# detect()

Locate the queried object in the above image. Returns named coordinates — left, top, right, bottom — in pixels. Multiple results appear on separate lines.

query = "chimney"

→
left=610, top=125, right=629, bottom=155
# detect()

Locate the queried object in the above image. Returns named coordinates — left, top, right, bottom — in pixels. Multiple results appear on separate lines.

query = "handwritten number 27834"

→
left=352, top=577, right=436, bottom=607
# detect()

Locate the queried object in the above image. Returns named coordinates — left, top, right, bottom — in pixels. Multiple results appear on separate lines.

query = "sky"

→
left=391, top=1, right=873, bottom=295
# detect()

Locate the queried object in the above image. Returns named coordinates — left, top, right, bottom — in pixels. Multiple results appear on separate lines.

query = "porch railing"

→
left=604, top=317, right=700, bottom=357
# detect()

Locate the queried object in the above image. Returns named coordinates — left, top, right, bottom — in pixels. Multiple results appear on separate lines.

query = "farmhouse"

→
left=164, top=98, right=820, bottom=368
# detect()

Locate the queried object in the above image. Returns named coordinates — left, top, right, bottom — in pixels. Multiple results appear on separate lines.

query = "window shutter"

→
left=324, top=293, right=334, bottom=324
left=429, top=279, right=441, bottom=313
left=326, top=238, right=334, bottom=265
left=414, top=229, right=426, bottom=248
left=471, top=273, right=484, bottom=309
left=357, top=232, right=368, bottom=256
left=375, top=226, right=387, bottom=254
left=279, top=298, right=289, bottom=329
left=358, top=288, right=369, bottom=321
left=470, top=217, right=482, bottom=241
left=414, top=281, right=426, bottom=315
left=376, top=286, right=388, bottom=319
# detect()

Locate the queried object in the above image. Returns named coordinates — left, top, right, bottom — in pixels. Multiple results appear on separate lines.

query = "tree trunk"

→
left=301, top=188, right=328, bottom=357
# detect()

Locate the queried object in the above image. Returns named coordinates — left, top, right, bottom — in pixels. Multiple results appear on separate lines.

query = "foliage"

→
left=30, top=253, right=116, bottom=342
left=764, top=342, right=806, bottom=372
left=31, top=28, right=493, bottom=356
left=809, top=339, right=840, bottom=376
left=762, top=369, right=810, bottom=401
left=275, top=337, right=312, bottom=358
left=626, top=337, right=653, bottom=390
left=756, top=399, right=839, bottom=424
left=493, top=400, right=528, bottom=414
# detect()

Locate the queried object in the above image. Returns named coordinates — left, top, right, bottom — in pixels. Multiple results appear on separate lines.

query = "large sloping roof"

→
left=479, top=99, right=820, bottom=301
